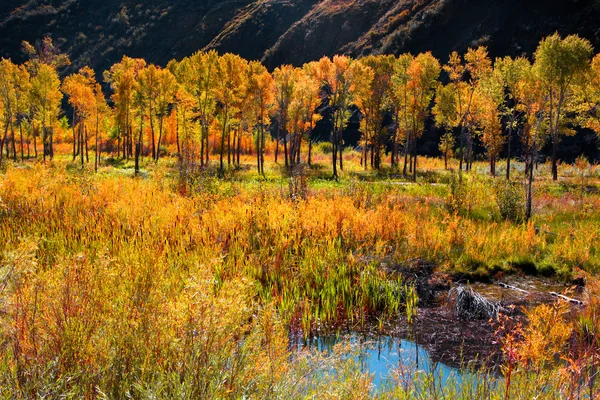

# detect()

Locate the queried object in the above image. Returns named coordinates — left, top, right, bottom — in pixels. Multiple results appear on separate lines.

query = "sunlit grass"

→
left=0, top=152, right=599, bottom=397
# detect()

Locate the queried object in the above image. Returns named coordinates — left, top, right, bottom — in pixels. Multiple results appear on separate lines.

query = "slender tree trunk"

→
left=219, top=110, right=227, bottom=175
left=42, top=123, right=47, bottom=162
left=526, top=149, right=535, bottom=221
left=175, top=110, right=180, bottom=156
left=412, top=153, right=417, bottom=182
left=260, top=124, right=265, bottom=176
left=506, top=115, right=513, bottom=180
left=72, top=109, right=77, bottom=160
left=0, top=122, right=7, bottom=164
left=308, top=135, right=313, bottom=167
left=237, top=127, right=241, bottom=166
left=551, top=133, right=558, bottom=181
left=10, top=122, right=17, bottom=162
left=338, top=130, right=343, bottom=171
left=150, top=112, right=156, bottom=160
left=205, top=125, right=210, bottom=165
left=19, top=123, right=24, bottom=161
left=256, top=126, right=261, bottom=175
left=156, top=116, right=164, bottom=162
left=283, top=130, right=289, bottom=168
left=199, top=120, right=205, bottom=167
left=275, top=124, right=280, bottom=163
left=332, top=125, right=338, bottom=179
left=33, top=124, right=37, bottom=158
left=227, top=125, right=232, bottom=167
left=135, top=113, right=143, bottom=175
left=85, top=124, right=89, bottom=163
left=79, top=121, right=84, bottom=167
left=403, top=136, right=409, bottom=176
left=95, top=111, right=100, bottom=173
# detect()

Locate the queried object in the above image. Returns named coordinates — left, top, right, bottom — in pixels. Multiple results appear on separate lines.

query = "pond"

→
left=294, top=334, right=481, bottom=392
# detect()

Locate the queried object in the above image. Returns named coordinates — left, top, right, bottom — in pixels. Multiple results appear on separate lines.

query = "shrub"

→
left=494, top=180, right=525, bottom=223
left=445, top=171, right=469, bottom=215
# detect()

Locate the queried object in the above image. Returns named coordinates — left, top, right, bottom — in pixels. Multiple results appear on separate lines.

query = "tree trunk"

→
left=219, top=111, right=227, bottom=175
left=506, top=115, right=513, bottom=180
left=135, top=113, right=143, bottom=175
left=275, top=124, right=280, bottom=163
left=526, top=150, right=535, bottom=221
left=283, top=130, right=289, bottom=168
left=80, top=121, right=84, bottom=167
left=150, top=112, right=156, bottom=160
left=551, top=134, right=558, bottom=181
left=95, top=111, right=100, bottom=172
left=10, top=122, right=17, bottom=162
left=175, top=111, right=180, bottom=157
left=308, top=135, right=313, bottom=167
left=256, top=126, right=261, bottom=175
left=260, top=124, right=265, bottom=176
left=85, top=124, right=89, bottom=163
left=72, top=109, right=77, bottom=160
left=236, top=127, right=241, bottom=166
left=227, top=125, right=232, bottom=167
left=19, top=123, right=24, bottom=161
left=332, top=128, right=338, bottom=179
left=156, top=116, right=164, bottom=162
left=338, top=130, right=343, bottom=171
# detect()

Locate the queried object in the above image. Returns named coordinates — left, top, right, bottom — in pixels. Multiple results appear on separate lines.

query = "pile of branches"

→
left=448, top=285, right=506, bottom=320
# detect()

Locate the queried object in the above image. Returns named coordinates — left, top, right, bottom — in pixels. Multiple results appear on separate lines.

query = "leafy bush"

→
left=445, top=171, right=469, bottom=214
left=494, top=180, right=525, bottom=223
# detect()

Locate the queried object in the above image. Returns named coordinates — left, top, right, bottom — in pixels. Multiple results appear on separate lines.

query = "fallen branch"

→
left=549, top=292, right=585, bottom=305
left=497, top=282, right=528, bottom=294
left=497, top=282, right=585, bottom=306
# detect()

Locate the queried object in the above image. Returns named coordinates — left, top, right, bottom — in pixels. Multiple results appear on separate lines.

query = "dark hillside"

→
left=1, top=0, right=599, bottom=74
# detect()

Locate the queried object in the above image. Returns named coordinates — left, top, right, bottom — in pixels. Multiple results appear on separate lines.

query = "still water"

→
left=295, top=335, right=475, bottom=391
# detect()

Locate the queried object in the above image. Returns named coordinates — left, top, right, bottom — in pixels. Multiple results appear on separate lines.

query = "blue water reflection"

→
left=296, top=335, right=475, bottom=391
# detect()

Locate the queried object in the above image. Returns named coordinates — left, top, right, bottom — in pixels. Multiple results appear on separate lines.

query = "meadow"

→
left=0, top=151, right=599, bottom=398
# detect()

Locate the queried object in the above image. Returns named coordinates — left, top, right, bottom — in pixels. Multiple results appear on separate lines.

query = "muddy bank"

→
left=383, top=260, right=585, bottom=369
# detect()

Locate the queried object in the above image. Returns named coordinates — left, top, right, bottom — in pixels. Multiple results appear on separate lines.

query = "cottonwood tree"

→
left=391, top=54, right=414, bottom=173
left=434, top=47, right=492, bottom=172
left=104, top=56, right=147, bottom=159
left=138, top=65, right=177, bottom=161
left=0, top=59, right=19, bottom=162
left=494, top=56, right=530, bottom=180
left=63, top=67, right=97, bottom=167
left=439, top=131, right=455, bottom=169
left=514, top=62, right=547, bottom=220
left=313, top=55, right=368, bottom=179
left=30, top=63, right=62, bottom=161
left=474, top=68, right=505, bottom=176
left=404, top=52, right=441, bottom=181
left=247, top=61, right=274, bottom=175
left=355, top=55, right=393, bottom=170
left=286, top=67, right=323, bottom=167
left=272, top=65, right=295, bottom=168
left=171, top=52, right=219, bottom=166
left=533, top=33, right=593, bottom=181
left=213, top=53, right=247, bottom=175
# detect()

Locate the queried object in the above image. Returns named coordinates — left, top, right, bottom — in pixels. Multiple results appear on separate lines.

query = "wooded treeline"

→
left=1, top=34, right=599, bottom=180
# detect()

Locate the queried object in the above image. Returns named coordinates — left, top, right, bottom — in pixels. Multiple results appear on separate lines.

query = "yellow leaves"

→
left=518, top=303, right=573, bottom=370
left=444, top=51, right=464, bottom=83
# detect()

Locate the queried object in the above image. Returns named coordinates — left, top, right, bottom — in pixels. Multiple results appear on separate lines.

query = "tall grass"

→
left=0, top=158, right=599, bottom=397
